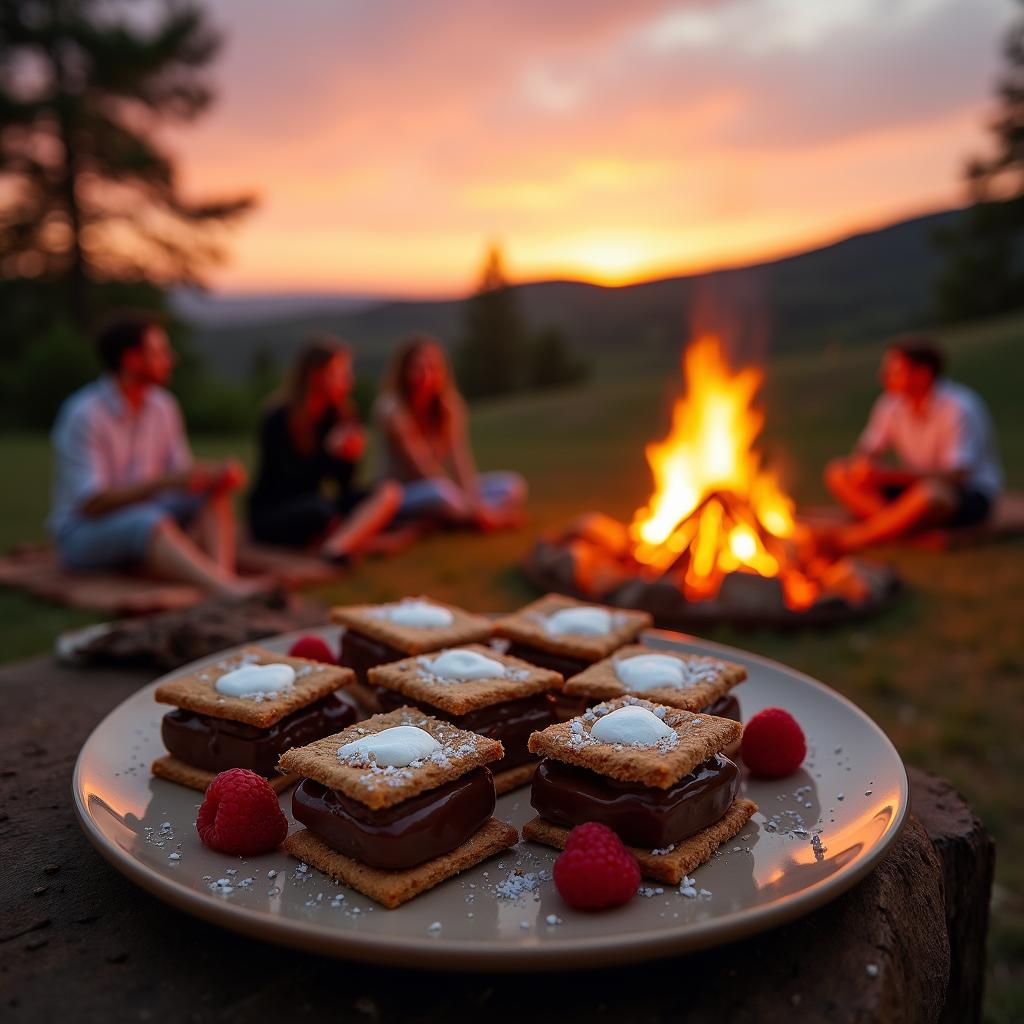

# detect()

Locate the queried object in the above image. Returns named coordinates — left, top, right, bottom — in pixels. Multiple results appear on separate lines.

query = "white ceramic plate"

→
left=73, top=627, right=907, bottom=970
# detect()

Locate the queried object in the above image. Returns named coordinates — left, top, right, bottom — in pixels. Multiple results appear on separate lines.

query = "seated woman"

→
left=374, top=334, right=527, bottom=529
left=248, top=336, right=401, bottom=561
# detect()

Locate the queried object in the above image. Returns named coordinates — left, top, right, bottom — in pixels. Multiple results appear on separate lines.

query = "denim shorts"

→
left=56, top=491, right=203, bottom=571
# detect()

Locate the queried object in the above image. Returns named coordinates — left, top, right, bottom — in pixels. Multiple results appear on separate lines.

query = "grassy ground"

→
left=1, top=313, right=1022, bottom=1018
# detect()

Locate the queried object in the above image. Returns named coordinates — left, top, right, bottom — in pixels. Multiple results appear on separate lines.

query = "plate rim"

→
left=72, top=626, right=909, bottom=971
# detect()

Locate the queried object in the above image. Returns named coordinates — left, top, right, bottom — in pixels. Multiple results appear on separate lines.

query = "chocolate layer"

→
left=339, top=629, right=408, bottom=685
left=531, top=754, right=740, bottom=848
left=375, top=687, right=557, bottom=772
left=505, top=642, right=592, bottom=678
left=161, top=692, right=357, bottom=777
left=702, top=693, right=741, bottom=722
left=292, top=766, right=495, bottom=870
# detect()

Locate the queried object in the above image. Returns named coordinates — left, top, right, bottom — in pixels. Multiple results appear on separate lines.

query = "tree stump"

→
left=0, top=657, right=996, bottom=1023
left=909, top=767, right=995, bottom=1024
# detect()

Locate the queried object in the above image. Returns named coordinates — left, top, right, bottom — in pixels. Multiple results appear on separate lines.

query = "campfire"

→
left=524, top=334, right=898, bottom=627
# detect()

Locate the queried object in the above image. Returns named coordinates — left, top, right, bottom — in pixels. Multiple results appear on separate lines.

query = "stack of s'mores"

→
left=524, top=696, right=758, bottom=883
left=280, top=707, right=518, bottom=907
left=152, top=646, right=357, bottom=793
left=147, top=591, right=760, bottom=907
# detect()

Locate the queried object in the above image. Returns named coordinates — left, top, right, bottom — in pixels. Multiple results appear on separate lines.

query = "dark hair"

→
left=889, top=335, right=946, bottom=378
left=383, top=333, right=455, bottom=432
left=284, top=334, right=352, bottom=412
left=94, top=310, right=164, bottom=371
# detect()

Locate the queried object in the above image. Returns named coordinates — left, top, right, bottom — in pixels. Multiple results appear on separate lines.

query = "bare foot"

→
left=474, top=506, right=525, bottom=532
left=358, top=523, right=425, bottom=557
left=213, top=574, right=277, bottom=601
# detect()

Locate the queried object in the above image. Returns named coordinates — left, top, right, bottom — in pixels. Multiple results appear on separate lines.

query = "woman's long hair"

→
left=281, top=334, right=354, bottom=453
left=382, top=334, right=456, bottom=434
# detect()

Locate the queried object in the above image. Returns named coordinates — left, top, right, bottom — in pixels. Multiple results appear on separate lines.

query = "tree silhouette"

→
left=0, top=0, right=254, bottom=326
left=936, top=1, right=1024, bottom=321
left=455, top=244, right=527, bottom=398
left=528, top=324, right=588, bottom=390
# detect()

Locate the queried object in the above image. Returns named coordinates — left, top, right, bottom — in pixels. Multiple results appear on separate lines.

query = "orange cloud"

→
left=170, top=0, right=1012, bottom=294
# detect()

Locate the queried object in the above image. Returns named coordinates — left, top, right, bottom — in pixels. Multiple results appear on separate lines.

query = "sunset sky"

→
left=174, top=0, right=1016, bottom=297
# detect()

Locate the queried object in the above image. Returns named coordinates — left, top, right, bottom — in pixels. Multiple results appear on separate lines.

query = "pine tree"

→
left=527, top=325, right=587, bottom=390
left=455, top=244, right=527, bottom=398
left=935, top=1, right=1024, bottom=321
left=0, top=0, right=253, bottom=327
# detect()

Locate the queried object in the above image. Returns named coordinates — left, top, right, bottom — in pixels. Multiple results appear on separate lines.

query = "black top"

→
left=249, top=404, right=357, bottom=512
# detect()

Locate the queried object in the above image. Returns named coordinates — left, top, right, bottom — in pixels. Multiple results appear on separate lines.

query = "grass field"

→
left=1, top=314, right=1022, bottom=1019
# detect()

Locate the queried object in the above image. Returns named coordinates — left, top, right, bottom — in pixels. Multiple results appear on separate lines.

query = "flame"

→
left=629, top=334, right=816, bottom=607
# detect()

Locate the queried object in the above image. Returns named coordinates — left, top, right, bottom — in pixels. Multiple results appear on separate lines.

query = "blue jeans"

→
left=55, top=491, right=203, bottom=571
left=397, top=472, right=526, bottom=523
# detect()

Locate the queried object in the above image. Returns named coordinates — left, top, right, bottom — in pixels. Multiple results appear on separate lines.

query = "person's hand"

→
left=848, top=455, right=878, bottom=486
left=172, top=460, right=245, bottom=495
left=162, top=461, right=216, bottom=493
left=210, top=459, right=247, bottom=494
left=326, top=423, right=366, bottom=462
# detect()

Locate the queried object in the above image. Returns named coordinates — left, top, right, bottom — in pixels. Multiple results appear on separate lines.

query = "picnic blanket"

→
left=797, top=491, right=1024, bottom=550
left=0, top=540, right=347, bottom=615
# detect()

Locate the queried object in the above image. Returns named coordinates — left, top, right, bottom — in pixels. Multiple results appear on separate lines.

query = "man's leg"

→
left=836, top=479, right=957, bottom=551
left=59, top=502, right=262, bottom=599
left=824, top=458, right=888, bottom=519
left=321, top=481, right=402, bottom=560
left=193, top=489, right=237, bottom=571
left=146, top=518, right=263, bottom=598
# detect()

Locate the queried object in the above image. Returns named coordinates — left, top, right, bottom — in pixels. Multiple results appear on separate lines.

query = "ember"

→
left=524, top=334, right=899, bottom=627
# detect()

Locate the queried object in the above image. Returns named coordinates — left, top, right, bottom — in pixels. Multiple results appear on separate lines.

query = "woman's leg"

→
left=321, top=481, right=403, bottom=560
left=473, top=471, right=527, bottom=528
left=478, top=471, right=528, bottom=511
left=396, top=477, right=472, bottom=524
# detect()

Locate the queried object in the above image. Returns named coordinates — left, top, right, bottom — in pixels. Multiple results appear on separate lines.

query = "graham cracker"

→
left=150, top=754, right=298, bottom=793
left=154, top=645, right=354, bottom=728
left=284, top=817, right=518, bottom=908
left=368, top=644, right=563, bottom=715
left=527, top=696, right=742, bottom=788
left=278, top=707, right=504, bottom=810
left=493, top=594, right=651, bottom=662
left=522, top=797, right=758, bottom=884
left=563, top=645, right=746, bottom=710
left=493, top=761, right=537, bottom=796
left=330, top=598, right=493, bottom=655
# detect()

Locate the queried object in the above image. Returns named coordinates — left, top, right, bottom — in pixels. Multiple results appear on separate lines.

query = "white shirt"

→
left=49, top=376, right=192, bottom=536
left=858, top=380, right=1003, bottom=499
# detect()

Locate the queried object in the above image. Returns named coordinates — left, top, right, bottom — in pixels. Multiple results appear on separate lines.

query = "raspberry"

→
left=196, top=768, right=288, bottom=856
left=741, top=707, right=806, bottom=778
left=553, top=822, right=641, bottom=910
left=288, top=635, right=336, bottom=664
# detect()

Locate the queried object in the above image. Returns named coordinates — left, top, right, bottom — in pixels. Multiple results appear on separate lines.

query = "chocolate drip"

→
left=504, top=642, right=593, bottom=678
left=161, top=692, right=357, bottom=777
left=292, top=766, right=495, bottom=870
left=531, top=755, right=740, bottom=848
left=338, top=630, right=408, bottom=686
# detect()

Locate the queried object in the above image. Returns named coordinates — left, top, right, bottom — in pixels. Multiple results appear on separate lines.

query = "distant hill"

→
left=188, top=207, right=966, bottom=380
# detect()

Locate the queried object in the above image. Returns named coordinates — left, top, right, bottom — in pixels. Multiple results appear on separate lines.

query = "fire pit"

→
left=524, top=335, right=899, bottom=628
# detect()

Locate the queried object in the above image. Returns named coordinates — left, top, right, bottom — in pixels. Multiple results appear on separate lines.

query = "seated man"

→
left=49, top=310, right=260, bottom=599
left=824, top=336, right=1003, bottom=552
